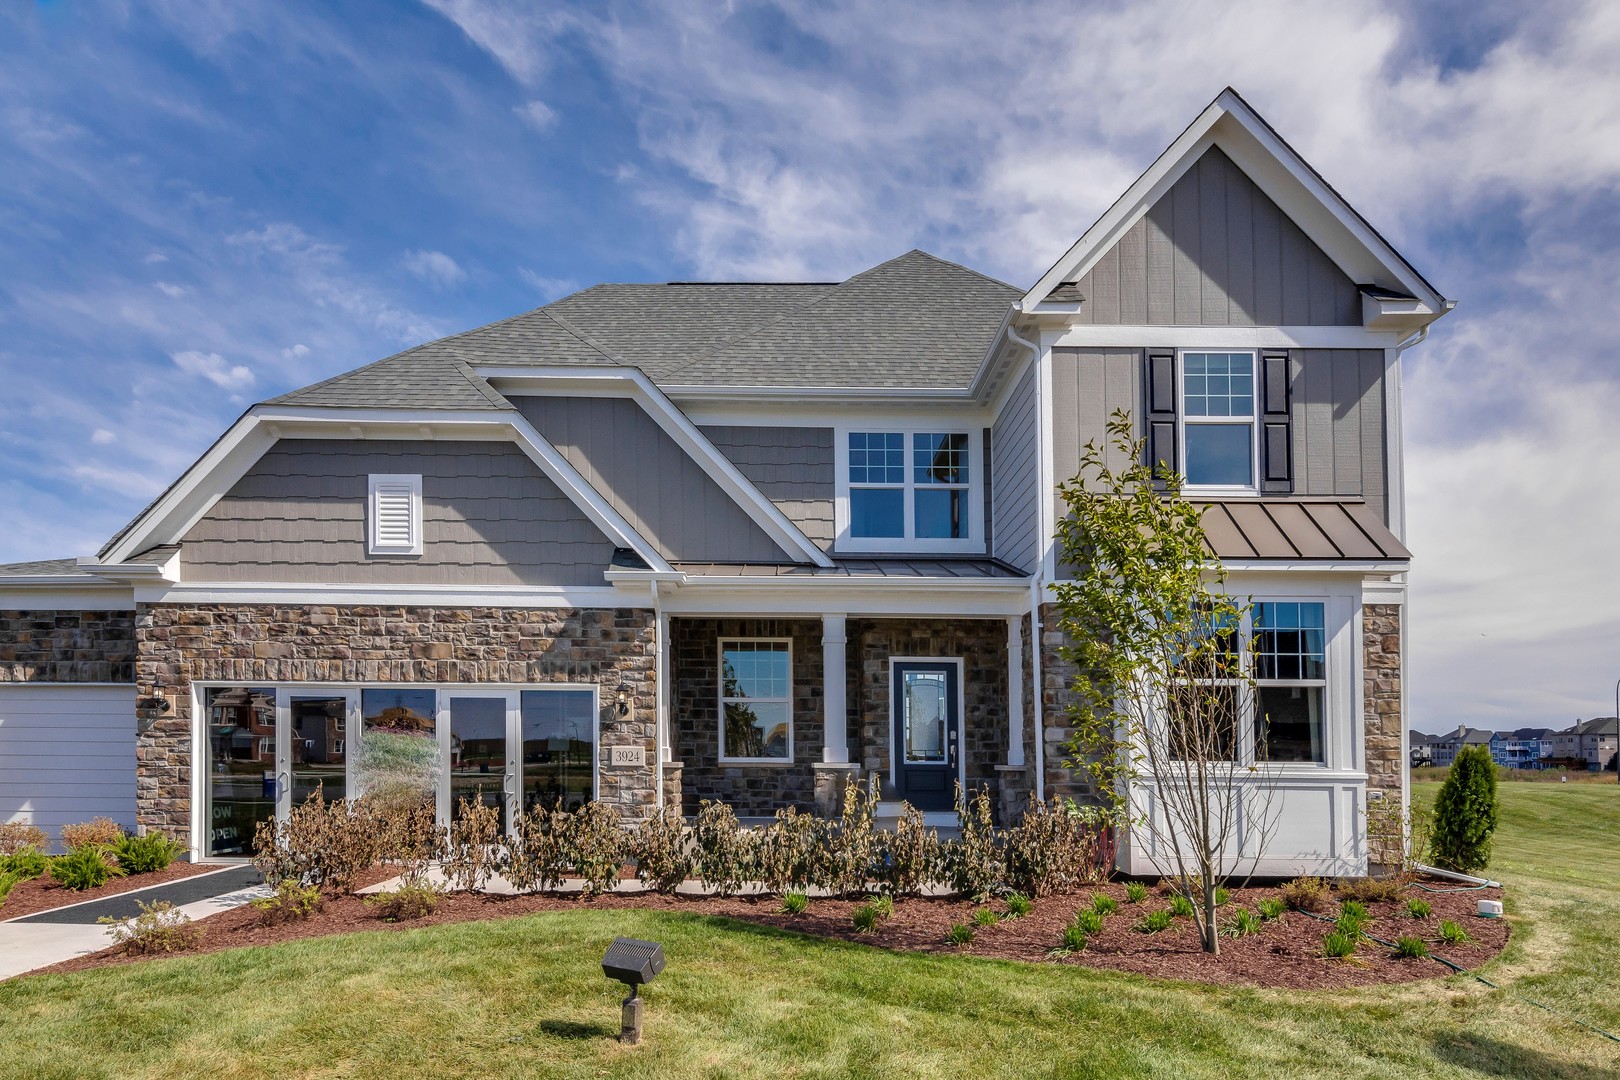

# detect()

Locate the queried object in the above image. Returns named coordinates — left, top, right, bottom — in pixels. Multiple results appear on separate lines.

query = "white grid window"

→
left=846, top=431, right=971, bottom=541
left=1252, top=602, right=1327, bottom=763
left=719, top=639, right=792, bottom=762
left=1181, top=352, right=1256, bottom=489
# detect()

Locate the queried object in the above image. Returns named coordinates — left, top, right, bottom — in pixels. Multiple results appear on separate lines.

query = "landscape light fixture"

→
left=616, top=683, right=632, bottom=717
left=601, top=936, right=665, bottom=1044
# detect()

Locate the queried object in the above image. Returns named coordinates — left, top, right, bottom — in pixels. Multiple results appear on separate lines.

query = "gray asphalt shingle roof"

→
left=0, top=558, right=90, bottom=578
left=270, top=250, right=1020, bottom=408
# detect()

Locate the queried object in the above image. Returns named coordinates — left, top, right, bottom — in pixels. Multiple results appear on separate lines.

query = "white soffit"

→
left=1021, top=88, right=1449, bottom=317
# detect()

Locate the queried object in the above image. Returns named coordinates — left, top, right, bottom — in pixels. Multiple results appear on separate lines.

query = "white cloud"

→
left=282, top=343, right=309, bottom=359
left=172, top=349, right=255, bottom=390
left=517, top=268, right=576, bottom=301
left=419, top=0, right=572, bottom=85
left=90, top=428, right=116, bottom=445
left=142, top=251, right=168, bottom=265
left=402, top=248, right=467, bottom=288
left=515, top=99, right=557, bottom=131
left=153, top=281, right=185, bottom=297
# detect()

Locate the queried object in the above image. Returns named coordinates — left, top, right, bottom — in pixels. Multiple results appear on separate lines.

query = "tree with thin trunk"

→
left=1053, top=411, right=1280, bottom=955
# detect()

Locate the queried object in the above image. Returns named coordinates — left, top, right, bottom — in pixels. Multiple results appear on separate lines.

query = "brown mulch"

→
left=0, top=860, right=224, bottom=921
left=28, top=876, right=1508, bottom=989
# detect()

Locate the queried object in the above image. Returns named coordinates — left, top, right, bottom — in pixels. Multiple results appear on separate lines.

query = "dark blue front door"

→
left=892, top=662, right=959, bottom=811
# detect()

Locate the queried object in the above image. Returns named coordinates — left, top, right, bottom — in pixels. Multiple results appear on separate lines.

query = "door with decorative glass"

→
left=891, top=661, right=959, bottom=811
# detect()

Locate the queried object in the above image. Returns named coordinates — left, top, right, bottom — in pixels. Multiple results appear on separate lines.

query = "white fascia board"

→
left=660, top=384, right=975, bottom=402
left=1022, top=89, right=1448, bottom=319
left=1047, top=325, right=1401, bottom=349
left=0, top=584, right=135, bottom=610
left=661, top=579, right=1029, bottom=618
left=135, top=582, right=639, bottom=609
left=604, top=569, right=689, bottom=584
left=482, top=366, right=835, bottom=568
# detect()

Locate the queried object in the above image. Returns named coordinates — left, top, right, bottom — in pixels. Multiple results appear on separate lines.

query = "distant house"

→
left=1409, top=729, right=1437, bottom=768
left=1429, top=725, right=1495, bottom=769
left=1542, top=718, right=1618, bottom=772
left=1494, top=727, right=1552, bottom=770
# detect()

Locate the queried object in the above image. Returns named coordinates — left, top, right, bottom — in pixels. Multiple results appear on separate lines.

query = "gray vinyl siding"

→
left=1293, top=349, right=1387, bottom=520
left=990, top=361, right=1039, bottom=572
left=1050, top=349, right=1142, bottom=529
left=518, top=397, right=791, bottom=564
left=1069, top=147, right=1361, bottom=326
left=181, top=439, right=616, bottom=585
left=700, top=426, right=835, bottom=550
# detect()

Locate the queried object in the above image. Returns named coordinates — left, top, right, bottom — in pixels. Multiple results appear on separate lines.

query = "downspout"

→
left=1390, top=321, right=1429, bottom=850
left=1006, top=318, right=1045, bottom=802
left=652, top=581, right=667, bottom=810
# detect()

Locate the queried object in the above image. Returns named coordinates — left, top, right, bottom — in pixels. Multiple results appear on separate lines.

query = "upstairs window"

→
left=842, top=430, right=975, bottom=547
left=1181, top=351, right=1256, bottom=490
left=368, top=473, right=423, bottom=556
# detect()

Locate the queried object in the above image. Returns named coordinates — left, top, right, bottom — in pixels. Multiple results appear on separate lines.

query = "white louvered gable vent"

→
left=368, top=474, right=423, bottom=556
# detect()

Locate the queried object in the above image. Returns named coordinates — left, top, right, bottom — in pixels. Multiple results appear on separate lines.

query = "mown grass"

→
left=0, top=783, right=1615, bottom=1079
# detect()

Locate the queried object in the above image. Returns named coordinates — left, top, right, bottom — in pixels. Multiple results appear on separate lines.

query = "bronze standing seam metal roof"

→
left=1197, top=500, right=1409, bottom=561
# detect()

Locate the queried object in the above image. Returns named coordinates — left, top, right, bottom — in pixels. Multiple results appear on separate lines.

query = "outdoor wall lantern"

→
left=616, top=682, right=632, bottom=717
left=601, top=936, right=665, bottom=1044
left=136, top=690, right=172, bottom=734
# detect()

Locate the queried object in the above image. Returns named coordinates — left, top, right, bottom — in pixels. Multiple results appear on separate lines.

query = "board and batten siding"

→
left=0, top=685, right=137, bottom=846
left=990, top=361, right=1040, bottom=572
left=517, top=397, right=790, bottom=564
left=1068, top=147, right=1361, bottom=326
left=700, top=426, right=835, bottom=551
left=181, top=439, right=617, bottom=585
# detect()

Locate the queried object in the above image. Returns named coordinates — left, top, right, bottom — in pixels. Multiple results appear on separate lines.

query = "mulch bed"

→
left=0, top=860, right=225, bottom=921
left=27, top=874, right=1508, bottom=989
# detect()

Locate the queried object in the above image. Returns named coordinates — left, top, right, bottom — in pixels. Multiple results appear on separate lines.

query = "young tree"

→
left=1053, top=411, right=1279, bottom=955
left=1430, top=744, right=1499, bottom=872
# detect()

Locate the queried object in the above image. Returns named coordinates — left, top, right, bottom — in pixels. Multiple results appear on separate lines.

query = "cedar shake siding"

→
left=180, top=439, right=617, bottom=585
left=516, top=396, right=791, bottom=564
left=1067, top=146, right=1362, bottom=326
left=700, top=426, right=836, bottom=551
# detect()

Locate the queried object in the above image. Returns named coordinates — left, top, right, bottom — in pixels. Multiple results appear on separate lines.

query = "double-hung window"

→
left=844, top=431, right=974, bottom=546
left=1180, top=351, right=1257, bottom=490
left=1252, top=602, right=1327, bottom=763
left=719, top=640, right=792, bottom=762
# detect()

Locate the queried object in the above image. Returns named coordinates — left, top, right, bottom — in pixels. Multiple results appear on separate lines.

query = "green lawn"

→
left=2, top=784, right=1616, bottom=1079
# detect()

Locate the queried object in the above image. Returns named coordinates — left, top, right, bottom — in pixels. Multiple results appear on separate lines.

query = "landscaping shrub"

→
left=60, top=817, right=124, bottom=852
left=442, top=797, right=501, bottom=894
left=1439, top=919, right=1469, bottom=945
left=49, top=845, right=123, bottom=890
left=1136, top=909, right=1174, bottom=934
left=0, top=822, right=48, bottom=856
left=874, top=802, right=939, bottom=897
left=1227, top=909, right=1263, bottom=937
left=1394, top=935, right=1429, bottom=959
left=631, top=803, right=692, bottom=894
left=1334, top=911, right=1366, bottom=938
left=1168, top=893, right=1195, bottom=919
left=1002, top=796, right=1106, bottom=897
left=1322, top=930, right=1358, bottom=958
left=1124, top=881, right=1149, bottom=904
left=945, top=923, right=975, bottom=946
left=869, top=894, right=894, bottom=920
left=365, top=878, right=445, bottom=921
left=755, top=807, right=826, bottom=894
left=505, top=806, right=570, bottom=894
left=1257, top=898, right=1286, bottom=921
left=100, top=900, right=201, bottom=954
left=1005, top=892, right=1034, bottom=918
left=1091, top=894, right=1117, bottom=916
left=852, top=903, right=879, bottom=933
left=781, top=890, right=808, bottom=915
left=1, top=845, right=50, bottom=880
left=0, top=868, right=23, bottom=906
left=1430, top=744, right=1499, bottom=872
left=824, top=778, right=879, bottom=897
left=1280, top=875, right=1330, bottom=913
left=691, top=800, right=755, bottom=897
left=1407, top=898, right=1433, bottom=919
left=372, top=798, right=443, bottom=880
left=941, top=785, right=1000, bottom=901
left=1335, top=876, right=1405, bottom=904
left=1213, top=886, right=1231, bottom=907
left=568, top=801, right=626, bottom=895
left=971, top=905, right=1000, bottom=927
left=1339, top=900, right=1368, bottom=921
left=1058, top=922, right=1088, bottom=953
left=250, top=880, right=324, bottom=926
left=1071, top=908, right=1104, bottom=936
left=112, top=833, right=184, bottom=875
left=253, top=788, right=384, bottom=893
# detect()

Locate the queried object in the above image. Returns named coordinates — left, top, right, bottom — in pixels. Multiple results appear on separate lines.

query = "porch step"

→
left=875, top=802, right=956, bottom=829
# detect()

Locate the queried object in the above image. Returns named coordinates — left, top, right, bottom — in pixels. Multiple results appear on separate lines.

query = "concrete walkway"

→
left=0, top=865, right=271, bottom=981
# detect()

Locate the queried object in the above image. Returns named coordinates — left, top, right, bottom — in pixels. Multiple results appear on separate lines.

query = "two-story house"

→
left=0, top=89, right=1449, bottom=877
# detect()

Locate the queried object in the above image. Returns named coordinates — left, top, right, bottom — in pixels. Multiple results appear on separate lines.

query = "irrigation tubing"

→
left=1290, top=906, right=1620, bottom=1044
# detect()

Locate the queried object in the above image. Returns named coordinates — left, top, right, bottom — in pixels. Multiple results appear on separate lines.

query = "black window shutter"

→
left=1145, top=350, right=1177, bottom=482
left=1260, top=350, right=1292, bottom=491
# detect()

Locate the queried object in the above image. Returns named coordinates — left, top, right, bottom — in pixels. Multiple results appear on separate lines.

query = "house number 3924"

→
left=609, top=746, right=645, bottom=767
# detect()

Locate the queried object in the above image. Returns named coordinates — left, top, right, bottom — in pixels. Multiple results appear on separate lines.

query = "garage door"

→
left=0, top=685, right=136, bottom=848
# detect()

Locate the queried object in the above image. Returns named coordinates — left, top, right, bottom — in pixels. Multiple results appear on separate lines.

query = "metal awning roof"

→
left=1197, top=500, right=1409, bottom=561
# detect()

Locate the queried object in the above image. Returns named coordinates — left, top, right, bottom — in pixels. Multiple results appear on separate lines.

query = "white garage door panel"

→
left=0, top=685, right=137, bottom=846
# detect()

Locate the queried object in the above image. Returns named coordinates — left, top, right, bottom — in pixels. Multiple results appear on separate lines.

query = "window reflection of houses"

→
left=291, top=698, right=347, bottom=766
left=209, top=687, right=278, bottom=766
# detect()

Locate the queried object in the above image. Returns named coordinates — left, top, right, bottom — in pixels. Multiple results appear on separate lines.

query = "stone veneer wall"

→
left=1037, top=603, right=1089, bottom=803
left=135, top=604, right=656, bottom=843
left=1363, top=603, right=1403, bottom=800
left=852, top=618, right=1008, bottom=811
left=671, top=618, right=826, bottom=817
left=0, top=610, right=136, bottom=683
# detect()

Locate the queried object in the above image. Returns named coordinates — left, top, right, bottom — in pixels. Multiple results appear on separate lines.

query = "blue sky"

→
left=2, top=0, right=1618, bottom=732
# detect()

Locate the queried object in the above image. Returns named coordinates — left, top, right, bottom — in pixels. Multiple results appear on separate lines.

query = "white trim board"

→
left=135, top=583, right=637, bottom=609
left=1048, top=326, right=1401, bottom=349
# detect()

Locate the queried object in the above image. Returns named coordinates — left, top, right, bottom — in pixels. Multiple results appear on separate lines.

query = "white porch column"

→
left=822, top=613, right=849, bottom=763
left=1006, top=614, right=1026, bottom=767
left=656, top=605, right=671, bottom=764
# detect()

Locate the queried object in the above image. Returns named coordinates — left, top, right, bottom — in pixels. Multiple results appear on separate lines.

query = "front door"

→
left=892, top=661, right=959, bottom=811
left=440, top=692, right=518, bottom=832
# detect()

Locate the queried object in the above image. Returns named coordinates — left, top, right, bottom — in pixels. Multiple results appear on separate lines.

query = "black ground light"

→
left=601, top=937, right=665, bottom=1044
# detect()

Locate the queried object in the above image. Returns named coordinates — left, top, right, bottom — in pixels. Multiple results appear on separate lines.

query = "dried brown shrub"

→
left=1280, top=875, right=1331, bottom=913
left=442, top=797, right=501, bottom=894
left=631, top=803, right=692, bottom=894
left=874, top=802, right=939, bottom=897
left=60, top=817, right=124, bottom=851
left=0, top=822, right=48, bottom=855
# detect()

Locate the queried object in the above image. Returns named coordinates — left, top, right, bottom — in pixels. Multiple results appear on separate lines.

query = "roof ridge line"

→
left=648, top=276, right=849, bottom=380
left=904, top=248, right=1025, bottom=294
left=535, top=307, right=635, bottom=368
